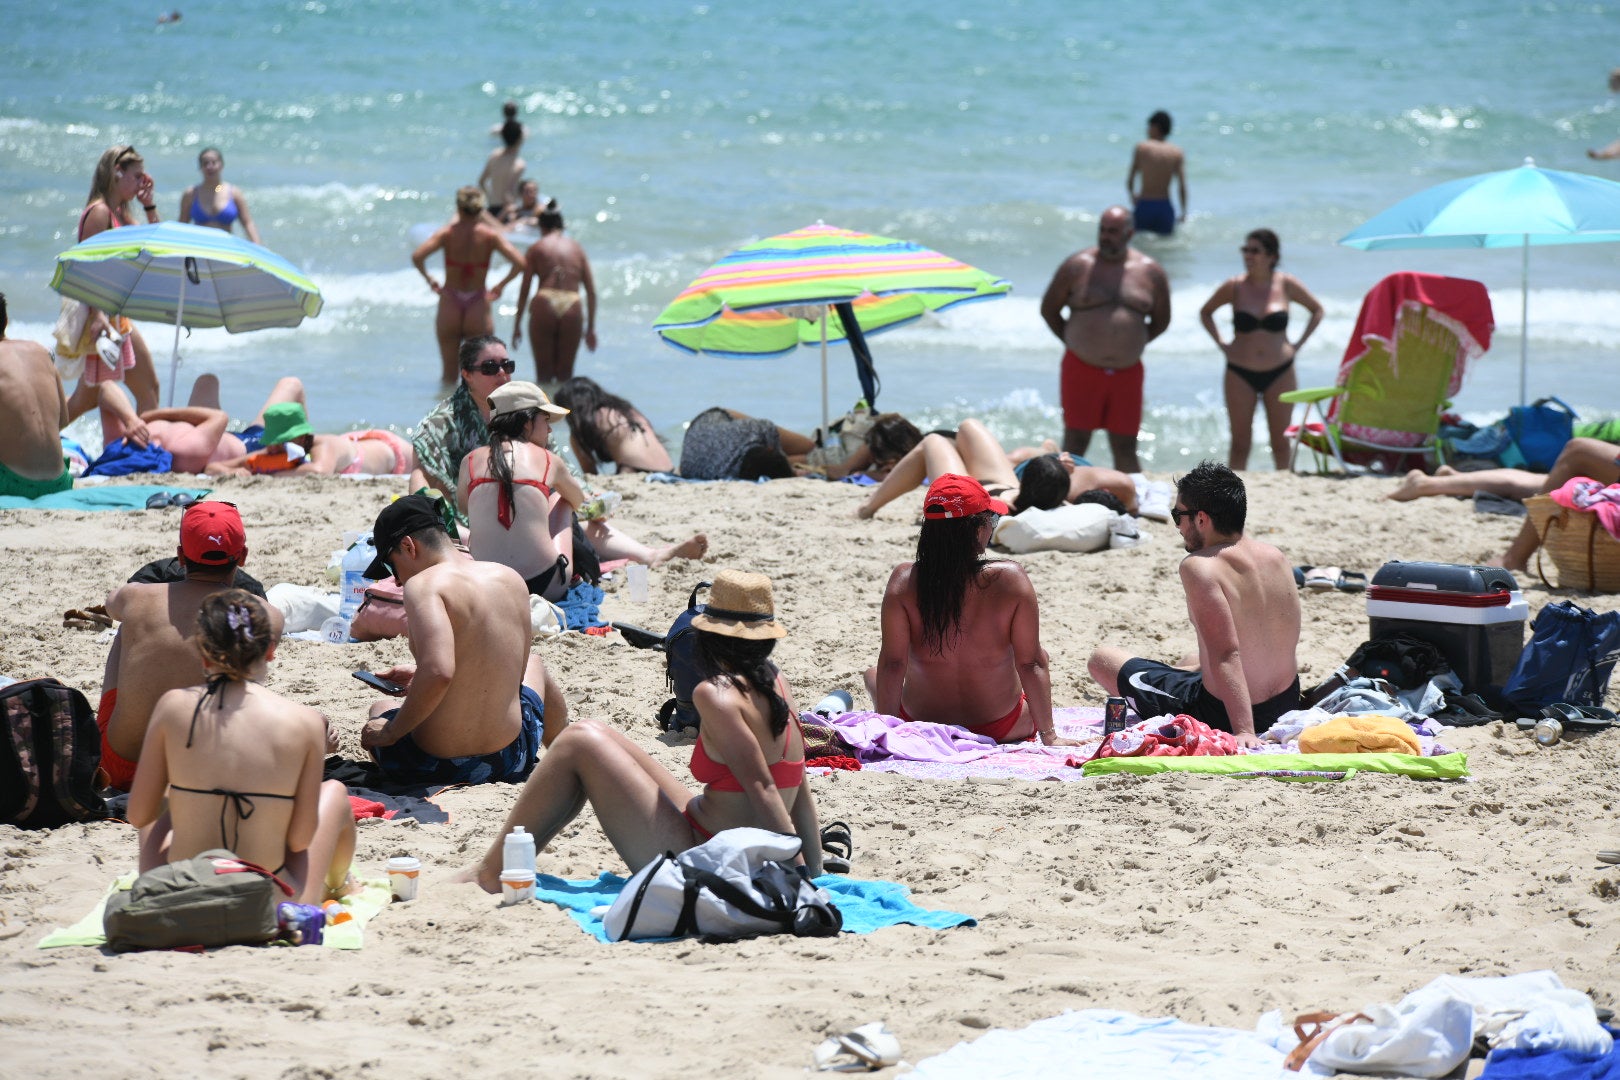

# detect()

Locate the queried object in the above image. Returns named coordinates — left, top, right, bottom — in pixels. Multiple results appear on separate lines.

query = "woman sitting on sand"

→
left=463, top=570, right=824, bottom=888
left=552, top=376, right=674, bottom=474
left=457, top=381, right=586, bottom=600
left=1198, top=228, right=1324, bottom=471
left=127, top=590, right=356, bottom=905
left=855, top=418, right=1137, bottom=519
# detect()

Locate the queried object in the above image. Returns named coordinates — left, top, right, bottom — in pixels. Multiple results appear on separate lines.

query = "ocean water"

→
left=3, top=0, right=1618, bottom=468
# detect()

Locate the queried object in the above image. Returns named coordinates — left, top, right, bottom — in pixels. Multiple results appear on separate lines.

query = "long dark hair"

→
left=553, top=376, right=655, bottom=464
left=694, top=629, right=789, bottom=737
left=865, top=413, right=922, bottom=465
left=486, top=407, right=540, bottom=522
left=1012, top=454, right=1068, bottom=513
left=915, top=513, right=996, bottom=653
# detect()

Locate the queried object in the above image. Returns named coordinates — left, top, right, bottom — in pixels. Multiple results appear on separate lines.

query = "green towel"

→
left=37, top=873, right=392, bottom=950
left=1081, top=751, right=1468, bottom=782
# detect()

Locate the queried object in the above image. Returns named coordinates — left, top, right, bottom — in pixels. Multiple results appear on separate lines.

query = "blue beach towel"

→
left=1482, top=1043, right=1620, bottom=1079
left=0, top=484, right=207, bottom=512
left=83, top=438, right=174, bottom=477
left=532, top=872, right=974, bottom=942
left=558, top=580, right=606, bottom=630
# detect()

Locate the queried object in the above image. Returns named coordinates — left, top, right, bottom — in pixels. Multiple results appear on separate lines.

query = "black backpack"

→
left=1, top=678, right=108, bottom=829
left=656, top=581, right=712, bottom=733
left=1346, top=633, right=1453, bottom=690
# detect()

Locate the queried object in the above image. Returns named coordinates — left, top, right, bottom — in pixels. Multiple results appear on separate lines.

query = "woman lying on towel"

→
left=552, top=375, right=674, bottom=475
left=462, top=569, right=824, bottom=889
left=855, top=417, right=1137, bottom=519
left=127, top=590, right=356, bottom=905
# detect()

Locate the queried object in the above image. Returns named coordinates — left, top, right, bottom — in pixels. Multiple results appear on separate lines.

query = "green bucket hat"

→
left=260, top=402, right=315, bottom=446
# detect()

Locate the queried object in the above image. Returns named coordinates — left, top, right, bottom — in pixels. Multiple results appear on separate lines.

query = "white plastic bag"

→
left=993, top=503, right=1112, bottom=554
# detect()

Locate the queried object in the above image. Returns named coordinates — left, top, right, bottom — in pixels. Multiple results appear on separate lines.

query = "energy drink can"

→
left=1104, top=696, right=1129, bottom=735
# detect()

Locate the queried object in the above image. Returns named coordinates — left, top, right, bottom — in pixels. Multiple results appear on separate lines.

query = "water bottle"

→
left=339, top=532, right=377, bottom=621
left=577, top=491, right=622, bottom=522
left=503, top=825, right=536, bottom=875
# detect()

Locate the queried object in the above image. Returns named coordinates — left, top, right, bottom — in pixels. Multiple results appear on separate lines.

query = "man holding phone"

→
left=358, top=493, right=568, bottom=785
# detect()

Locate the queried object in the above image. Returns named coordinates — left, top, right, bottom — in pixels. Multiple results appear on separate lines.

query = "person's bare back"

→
left=1130, top=138, right=1184, bottom=201
left=591, top=407, right=673, bottom=473
left=1181, top=535, right=1300, bottom=710
left=0, top=332, right=70, bottom=482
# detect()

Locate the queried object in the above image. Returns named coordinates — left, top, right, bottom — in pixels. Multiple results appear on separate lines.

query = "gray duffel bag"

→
left=103, top=848, right=294, bottom=952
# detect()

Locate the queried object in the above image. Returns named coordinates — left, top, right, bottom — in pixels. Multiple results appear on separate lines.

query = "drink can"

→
left=1105, top=696, right=1129, bottom=735
left=1534, top=718, right=1562, bottom=747
left=277, top=902, right=325, bottom=946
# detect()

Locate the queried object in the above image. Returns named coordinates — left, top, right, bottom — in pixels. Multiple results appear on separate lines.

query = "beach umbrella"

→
left=1339, top=158, right=1620, bottom=404
left=50, top=221, right=324, bottom=405
left=653, top=223, right=1011, bottom=433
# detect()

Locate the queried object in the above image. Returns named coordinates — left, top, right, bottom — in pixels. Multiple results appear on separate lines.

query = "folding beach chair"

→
left=1283, top=272, right=1494, bottom=475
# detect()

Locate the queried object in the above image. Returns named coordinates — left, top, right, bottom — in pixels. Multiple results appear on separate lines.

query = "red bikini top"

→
left=689, top=714, right=805, bottom=793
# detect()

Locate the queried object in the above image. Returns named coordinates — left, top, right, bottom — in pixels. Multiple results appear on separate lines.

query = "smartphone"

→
left=352, top=670, right=405, bottom=696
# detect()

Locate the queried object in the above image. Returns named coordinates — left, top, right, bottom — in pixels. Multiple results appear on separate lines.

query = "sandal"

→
left=1303, top=566, right=1340, bottom=590
left=63, top=606, right=113, bottom=631
left=611, top=622, right=667, bottom=651
left=813, top=1022, right=900, bottom=1072
left=820, top=820, right=853, bottom=875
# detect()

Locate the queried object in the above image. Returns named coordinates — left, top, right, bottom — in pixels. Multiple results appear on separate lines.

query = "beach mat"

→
left=38, top=873, right=392, bottom=950
left=1081, top=751, right=1469, bottom=781
left=531, top=872, right=974, bottom=943
left=0, top=484, right=209, bottom=512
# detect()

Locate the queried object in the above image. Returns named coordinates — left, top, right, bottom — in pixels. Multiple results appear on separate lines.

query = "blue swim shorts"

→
left=1133, top=198, right=1175, bottom=236
left=237, top=423, right=266, bottom=453
left=373, top=685, right=544, bottom=785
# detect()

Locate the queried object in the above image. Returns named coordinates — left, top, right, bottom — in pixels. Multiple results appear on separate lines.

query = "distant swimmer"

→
left=1127, top=110, right=1187, bottom=235
left=156, top=10, right=181, bottom=24
left=512, top=200, right=597, bottom=383
left=179, top=147, right=260, bottom=244
left=489, top=99, right=527, bottom=141
left=1039, top=206, right=1170, bottom=472
left=1588, top=69, right=1620, bottom=160
left=501, top=179, right=544, bottom=230
left=480, top=119, right=527, bottom=219
left=412, top=187, right=526, bottom=383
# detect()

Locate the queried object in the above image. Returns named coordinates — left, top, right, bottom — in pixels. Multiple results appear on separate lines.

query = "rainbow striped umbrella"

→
left=51, top=221, right=323, bottom=403
left=653, top=223, right=1010, bottom=430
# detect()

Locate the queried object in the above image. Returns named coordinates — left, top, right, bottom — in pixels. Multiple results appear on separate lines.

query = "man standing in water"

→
left=1039, top=206, right=1170, bottom=473
left=1127, top=110, right=1187, bottom=234
left=1087, top=462, right=1300, bottom=750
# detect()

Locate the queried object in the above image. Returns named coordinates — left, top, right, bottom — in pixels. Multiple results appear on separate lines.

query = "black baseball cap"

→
left=366, top=493, right=448, bottom=579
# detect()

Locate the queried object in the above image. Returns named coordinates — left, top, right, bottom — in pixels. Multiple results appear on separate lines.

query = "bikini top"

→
left=169, top=783, right=296, bottom=854
left=191, top=189, right=240, bottom=227
left=1233, top=309, right=1289, bottom=334
left=467, top=449, right=555, bottom=529
left=689, top=714, right=806, bottom=793
left=445, top=255, right=491, bottom=278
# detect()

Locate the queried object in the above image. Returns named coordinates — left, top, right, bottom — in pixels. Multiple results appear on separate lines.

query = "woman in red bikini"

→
left=1198, top=228, right=1324, bottom=471
left=457, top=381, right=585, bottom=600
left=463, top=570, right=825, bottom=890
left=412, top=186, right=526, bottom=382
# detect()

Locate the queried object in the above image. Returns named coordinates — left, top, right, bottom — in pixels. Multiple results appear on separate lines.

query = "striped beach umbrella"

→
left=653, top=223, right=1010, bottom=431
left=51, top=222, right=323, bottom=403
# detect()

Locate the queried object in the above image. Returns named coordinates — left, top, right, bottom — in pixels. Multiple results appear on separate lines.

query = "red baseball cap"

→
left=179, top=501, right=247, bottom=565
left=923, top=474, right=1009, bottom=520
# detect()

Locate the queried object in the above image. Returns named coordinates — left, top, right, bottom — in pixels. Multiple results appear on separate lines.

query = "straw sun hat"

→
left=690, top=570, right=786, bottom=640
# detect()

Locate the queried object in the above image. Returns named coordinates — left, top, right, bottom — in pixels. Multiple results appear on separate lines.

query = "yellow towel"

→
left=1298, top=714, right=1421, bottom=755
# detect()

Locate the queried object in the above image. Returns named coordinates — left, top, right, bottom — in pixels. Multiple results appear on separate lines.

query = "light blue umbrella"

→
left=1340, top=158, right=1620, bottom=403
left=51, top=222, right=323, bottom=404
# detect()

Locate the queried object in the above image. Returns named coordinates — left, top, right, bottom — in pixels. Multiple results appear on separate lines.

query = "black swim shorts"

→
left=1117, top=657, right=1299, bottom=735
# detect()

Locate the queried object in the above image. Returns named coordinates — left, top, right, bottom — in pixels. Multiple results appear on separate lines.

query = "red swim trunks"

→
left=96, top=688, right=138, bottom=792
left=1060, top=351, right=1143, bottom=436
left=898, top=694, right=1031, bottom=744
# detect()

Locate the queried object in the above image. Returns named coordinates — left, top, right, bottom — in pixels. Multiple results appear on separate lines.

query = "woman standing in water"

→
left=413, top=187, right=526, bottom=382
left=180, top=147, right=261, bottom=244
left=1198, top=229, right=1324, bottom=470
left=512, top=200, right=597, bottom=383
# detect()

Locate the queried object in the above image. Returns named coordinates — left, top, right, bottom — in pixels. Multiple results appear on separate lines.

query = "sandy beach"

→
left=3, top=469, right=1618, bottom=1079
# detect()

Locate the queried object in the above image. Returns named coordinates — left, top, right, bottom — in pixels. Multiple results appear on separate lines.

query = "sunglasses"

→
left=1240, top=246, right=1263, bottom=255
left=1170, top=506, right=1193, bottom=525
left=464, top=359, right=517, bottom=376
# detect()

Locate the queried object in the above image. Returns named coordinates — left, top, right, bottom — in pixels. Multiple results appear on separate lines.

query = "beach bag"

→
left=603, top=828, right=842, bottom=943
left=0, top=678, right=107, bottom=829
left=1502, top=601, right=1620, bottom=710
left=1506, top=397, right=1576, bottom=472
left=51, top=296, right=91, bottom=360
left=656, top=580, right=712, bottom=732
left=1526, top=495, right=1620, bottom=593
left=993, top=503, right=1112, bottom=554
left=103, top=849, right=294, bottom=952
left=349, top=577, right=407, bottom=641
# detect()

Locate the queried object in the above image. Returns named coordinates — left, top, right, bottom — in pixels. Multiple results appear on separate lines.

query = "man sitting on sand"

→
left=1089, top=461, right=1300, bottom=749
left=358, top=494, right=569, bottom=785
left=207, top=401, right=416, bottom=477
left=0, top=291, right=73, bottom=498
left=99, top=501, right=284, bottom=791
left=864, top=475, right=1080, bottom=747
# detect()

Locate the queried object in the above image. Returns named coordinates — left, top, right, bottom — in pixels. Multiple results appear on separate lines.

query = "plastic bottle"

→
left=503, top=825, right=537, bottom=875
left=811, top=690, right=853, bottom=719
left=577, top=491, right=622, bottom=522
left=339, top=532, right=377, bottom=621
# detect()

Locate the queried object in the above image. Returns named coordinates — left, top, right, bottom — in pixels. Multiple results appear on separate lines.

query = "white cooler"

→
left=1367, top=560, right=1527, bottom=699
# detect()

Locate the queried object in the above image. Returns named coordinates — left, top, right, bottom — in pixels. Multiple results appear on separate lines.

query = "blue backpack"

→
left=656, top=580, right=712, bottom=733
left=1503, top=601, right=1620, bottom=710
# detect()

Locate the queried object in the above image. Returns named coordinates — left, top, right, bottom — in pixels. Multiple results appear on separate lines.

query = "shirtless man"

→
left=96, top=376, right=247, bottom=474
left=1040, top=206, right=1171, bottom=472
left=1088, top=461, right=1300, bottom=749
left=511, top=200, right=597, bottom=383
left=412, top=187, right=525, bottom=383
left=864, top=475, right=1081, bottom=748
left=359, top=494, right=570, bottom=785
left=1588, top=69, right=1620, bottom=160
left=99, top=502, right=285, bottom=790
left=479, top=119, right=527, bottom=218
left=0, top=292, right=73, bottom=498
left=1127, top=110, right=1187, bottom=235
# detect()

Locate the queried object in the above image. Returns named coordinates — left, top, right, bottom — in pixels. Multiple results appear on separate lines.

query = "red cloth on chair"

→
left=1337, top=272, right=1495, bottom=395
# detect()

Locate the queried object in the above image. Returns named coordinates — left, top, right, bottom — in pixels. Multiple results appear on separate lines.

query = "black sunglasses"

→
left=1170, top=506, right=1193, bottom=525
left=464, top=359, right=517, bottom=376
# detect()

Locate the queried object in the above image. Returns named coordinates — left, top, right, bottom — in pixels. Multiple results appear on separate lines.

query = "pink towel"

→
left=1549, top=477, right=1620, bottom=541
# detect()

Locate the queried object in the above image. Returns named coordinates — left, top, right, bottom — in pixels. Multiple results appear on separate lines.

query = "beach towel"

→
left=1550, top=477, right=1620, bottom=542
left=530, top=872, right=974, bottom=943
left=910, top=1009, right=1288, bottom=1080
left=38, top=873, right=392, bottom=950
left=833, top=707, right=1105, bottom=783
left=1338, top=272, right=1493, bottom=396
left=0, top=484, right=207, bottom=512
left=1081, top=751, right=1469, bottom=782
left=557, top=579, right=606, bottom=630
left=83, top=439, right=175, bottom=478
left=1483, top=1045, right=1620, bottom=1079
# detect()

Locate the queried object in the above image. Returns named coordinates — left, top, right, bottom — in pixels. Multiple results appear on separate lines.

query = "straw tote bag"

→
left=1526, top=494, right=1620, bottom=593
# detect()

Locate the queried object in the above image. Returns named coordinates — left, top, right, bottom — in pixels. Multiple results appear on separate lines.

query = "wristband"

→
left=142, top=204, right=157, bottom=212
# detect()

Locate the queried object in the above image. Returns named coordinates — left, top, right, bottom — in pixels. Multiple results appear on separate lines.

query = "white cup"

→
left=499, top=868, right=535, bottom=906
left=626, top=563, right=650, bottom=603
left=387, top=856, right=421, bottom=901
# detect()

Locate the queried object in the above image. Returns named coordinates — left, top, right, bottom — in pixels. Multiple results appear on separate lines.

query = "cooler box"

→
left=1367, top=561, right=1527, bottom=698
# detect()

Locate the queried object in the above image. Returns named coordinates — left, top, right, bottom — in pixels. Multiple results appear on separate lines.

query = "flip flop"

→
left=611, top=622, right=667, bottom=651
left=820, top=820, right=853, bottom=875
left=63, top=607, right=113, bottom=631
left=813, top=1022, right=901, bottom=1072
left=1294, top=565, right=1311, bottom=587
left=144, top=492, right=173, bottom=509
left=1598, top=851, right=1620, bottom=865
left=1335, top=570, right=1368, bottom=593
left=1303, top=566, right=1340, bottom=590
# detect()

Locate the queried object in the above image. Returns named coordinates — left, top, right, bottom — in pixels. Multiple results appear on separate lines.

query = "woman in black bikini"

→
left=127, top=590, right=355, bottom=904
left=1198, top=229, right=1324, bottom=470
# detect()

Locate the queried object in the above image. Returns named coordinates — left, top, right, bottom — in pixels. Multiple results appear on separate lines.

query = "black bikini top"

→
left=1233, top=309, right=1289, bottom=334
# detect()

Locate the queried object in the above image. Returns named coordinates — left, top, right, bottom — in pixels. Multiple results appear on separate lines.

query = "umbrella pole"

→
left=1518, top=235, right=1529, bottom=407
left=167, top=275, right=186, bottom=407
left=819, top=306, right=830, bottom=439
